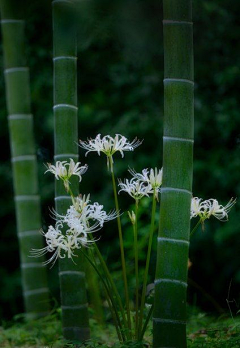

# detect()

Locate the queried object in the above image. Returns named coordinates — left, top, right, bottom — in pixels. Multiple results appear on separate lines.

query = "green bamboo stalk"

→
left=52, top=0, right=89, bottom=341
left=153, top=0, right=194, bottom=347
left=0, top=0, right=50, bottom=319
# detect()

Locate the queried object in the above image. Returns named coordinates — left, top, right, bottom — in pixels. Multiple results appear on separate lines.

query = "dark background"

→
left=0, top=0, right=239, bottom=321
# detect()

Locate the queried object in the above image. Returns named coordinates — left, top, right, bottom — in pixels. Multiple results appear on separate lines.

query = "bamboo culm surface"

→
left=52, top=0, right=90, bottom=341
left=0, top=0, right=50, bottom=318
left=153, top=0, right=194, bottom=347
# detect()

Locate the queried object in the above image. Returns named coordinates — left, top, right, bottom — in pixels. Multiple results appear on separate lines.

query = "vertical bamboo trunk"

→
left=0, top=0, right=50, bottom=318
left=52, top=0, right=90, bottom=341
left=153, top=0, right=194, bottom=347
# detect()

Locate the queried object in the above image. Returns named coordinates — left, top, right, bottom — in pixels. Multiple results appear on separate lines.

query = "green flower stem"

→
left=138, top=194, right=157, bottom=338
left=81, top=249, right=123, bottom=342
left=109, top=156, right=132, bottom=336
left=89, top=234, right=129, bottom=337
left=133, top=201, right=139, bottom=339
left=190, top=219, right=202, bottom=237
left=140, top=305, right=154, bottom=341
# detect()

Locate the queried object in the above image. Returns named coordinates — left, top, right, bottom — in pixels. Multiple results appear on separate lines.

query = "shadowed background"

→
left=0, top=0, right=239, bottom=321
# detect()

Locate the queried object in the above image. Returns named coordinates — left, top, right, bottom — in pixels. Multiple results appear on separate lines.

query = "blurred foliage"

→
left=0, top=0, right=239, bottom=322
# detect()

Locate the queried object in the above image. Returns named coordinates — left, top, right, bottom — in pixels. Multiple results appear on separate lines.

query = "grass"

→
left=0, top=307, right=239, bottom=347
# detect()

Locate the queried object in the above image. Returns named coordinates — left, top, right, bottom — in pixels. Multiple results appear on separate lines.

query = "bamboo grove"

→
left=0, top=0, right=237, bottom=346
left=0, top=0, right=50, bottom=318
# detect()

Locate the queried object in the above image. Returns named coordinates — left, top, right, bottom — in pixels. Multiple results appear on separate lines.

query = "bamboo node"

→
left=161, top=187, right=192, bottom=195
left=8, top=114, right=32, bottom=120
left=163, top=20, right=193, bottom=25
left=1, top=19, right=24, bottom=24
left=163, top=78, right=194, bottom=85
left=15, top=195, right=40, bottom=201
left=54, top=195, right=72, bottom=201
left=18, top=230, right=40, bottom=238
left=12, top=155, right=36, bottom=162
left=54, top=153, right=78, bottom=160
left=53, top=103, right=78, bottom=111
left=153, top=317, right=186, bottom=325
left=163, top=136, right=194, bottom=143
left=4, top=67, right=29, bottom=74
left=157, top=237, right=189, bottom=245
left=59, top=271, right=85, bottom=277
left=21, top=263, right=44, bottom=269
left=53, top=56, right=77, bottom=61
left=24, top=288, right=49, bottom=297
left=154, top=278, right=188, bottom=287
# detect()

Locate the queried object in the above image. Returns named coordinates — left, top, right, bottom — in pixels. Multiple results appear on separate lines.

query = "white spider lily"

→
left=190, top=197, right=207, bottom=219
left=191, top=197, right=236, bottom=222
left=32, top=195, right=117, bottom=266
left=129, top=167, right=163, bottom=199
left=204, top=198, right=236, bottom=221
left=45, top=159, right=88, bottom=191
left=118, top=178, right=152, bottom=200
left=79, top=134, right=142, bottom=170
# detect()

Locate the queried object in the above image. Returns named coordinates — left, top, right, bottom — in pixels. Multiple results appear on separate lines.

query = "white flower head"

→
left=191, top=197, right=236, bottom=222
left=45, top=159, right=88, bottom=191
left=190, top=197, right=207, bottom=219
left=118, top=178, right=152, bottom=201
left=204, top=198, right=236, bottom=221
left=129, top=167, right=163, bottom=199
left=79, top=134, right=142, bottom=170
left=32, top=195, right=117, bottom=267
left=30, top=223, right=78, bottom=267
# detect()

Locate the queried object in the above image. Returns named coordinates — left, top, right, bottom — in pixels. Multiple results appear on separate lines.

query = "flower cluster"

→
left=31, top=195, right=117, bottom=266
left=118, top=178, right=152, bottom=200
left=45, top=159, right=88, bottom=191
left=79, top=134, right=142, bottom=170
left=118, top=167, right=163, bottom=201
left=129, top=167, right=163, bottom=199
left=191, top=197, right=236, bottom=222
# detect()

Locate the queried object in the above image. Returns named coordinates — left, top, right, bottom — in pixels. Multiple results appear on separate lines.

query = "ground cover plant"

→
left=0, top=307, right=239, bottom=347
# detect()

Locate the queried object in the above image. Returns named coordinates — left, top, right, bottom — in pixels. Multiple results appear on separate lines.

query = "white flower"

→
left=204, top=198, right=236, bottom=221
left=32, top=195, right=117, bottom=266
left=190, top=197, right=207, bottom=219
left=79, top=134, right=142, bottom=169
left=45, top=159, right=88, bottom=190
left=191, top=197, right=236, bottom=222
left=129, top=167, right=163, bottom=199
left=118, top=178, right=152, bottom=200
left=30, top=223, right=76, bottom=267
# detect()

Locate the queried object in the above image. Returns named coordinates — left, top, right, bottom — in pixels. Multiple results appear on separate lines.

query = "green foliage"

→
left=0, top=308, right=239, bottom=347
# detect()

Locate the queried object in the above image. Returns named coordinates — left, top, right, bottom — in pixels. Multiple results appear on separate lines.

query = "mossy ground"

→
left=0, top=308, right=239, bottom=347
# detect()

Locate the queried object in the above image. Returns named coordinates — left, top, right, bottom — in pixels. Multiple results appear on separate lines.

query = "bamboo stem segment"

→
left=52, top=0, right=89, bottom=341
left=0, top=0, right=50, bottom=318
left=153, top=0, right=194, bottom=347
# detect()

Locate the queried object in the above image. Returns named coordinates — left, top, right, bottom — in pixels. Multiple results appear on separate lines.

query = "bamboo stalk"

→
left=153, top=0, right=194, bottom=347
left=52, top=0, right=90, bottom=341
left=0, top=0, right=50, bottom=319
